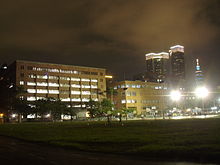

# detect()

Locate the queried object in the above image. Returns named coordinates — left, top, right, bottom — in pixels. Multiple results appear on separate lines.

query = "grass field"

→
left=0, top=119, right=220, bottom=163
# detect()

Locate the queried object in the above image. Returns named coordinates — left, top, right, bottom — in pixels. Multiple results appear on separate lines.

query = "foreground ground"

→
left=0, top=136, right=207, bottom=165
left=0, top=119, right=220, bottom=164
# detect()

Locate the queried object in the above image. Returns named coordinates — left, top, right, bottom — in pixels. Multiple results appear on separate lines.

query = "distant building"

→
left=169, top=45, right=185, bottom=88
left=7, top=60, right=106, bottom=112
left=111, top=80, right=168, bottom=115
left=145, top=52, right=169, bottom=83
left=195, top=59, right=204, bottom=86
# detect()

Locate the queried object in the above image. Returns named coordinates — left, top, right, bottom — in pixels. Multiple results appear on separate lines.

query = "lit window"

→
left=60, top=77, right=70, bottom=80
left=36, top=97, right=46, bottom=100
left=72, top=98, right=81, bottom=102
left=49, top=90, right=59, bottom=94
left=81, top=85, right=90, bottom=88
left=82, top=98, right=89, bottom=102
left=48, top=83, right=59, bottom=87
left=81, top=78, right=90, bottom=82
left=37, top=82, right=48, bottom=86
left=91, top=85, right=97, bottom=89
left=91, top=79, right=98, bottom=82
left=71, top=91, right=81, bottom=95
left=61, top=98, right=70, bottom=102
left=27, top=89, right=36, bottom=93
left=37, top=89, right=48, bottom=94
left=29, top=74, right=36, bottom=78
left=71, top=78, right=80, bottom=81
left=27, top=82, right=36, bottom=86
left=27, top=97, right=36, bottom=101
left=71, top=84, right=81, bottom=88
left=48, top=76, right=58, bottom=79
left=37, top=75, right=48, bottom=79
left=60, top=84, right=69, bottom=87
left=121, top=100, right=126, bottom=104
left=20, top=81, right=24, bottom=85
left=82, top=91, right=91, bottom=95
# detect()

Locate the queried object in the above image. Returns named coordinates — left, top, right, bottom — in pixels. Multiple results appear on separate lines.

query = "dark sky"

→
left=0, top=0, right=220, bottom=86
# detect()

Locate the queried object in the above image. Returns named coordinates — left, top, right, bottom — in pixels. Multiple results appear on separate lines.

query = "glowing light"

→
left=195, top=87, right=209, bottom=98
left=0, top=113, right=4, bottom=117
left=170, top=90, right=181, bottom=101
left=105, top=75, right=113, bottom=79
left=145, top=52, right=169, bottom=60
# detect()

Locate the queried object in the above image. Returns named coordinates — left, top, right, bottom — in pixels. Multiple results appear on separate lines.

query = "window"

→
left=61, top=98, right=70, bottom=102
left=91, top=72, right=98, bottom=75
left=81, top=78, right=90, bottom=82
left=81, top=71, right=90, bottom=75
left=27, top=82, right=36, bottom=86
left=82, top=91, right=91, bottom=95
left=48, top=76, right=58, bottom=80
left=19, top=81, right=24, bottom=85
left=81, top=85, right=90, bottom=88
left=82, top=98, right=90, bottom=102
left=49, top=90, right=59, bottom=94
left=29, top=74, right=36, bottom=78
left=27, top=89, right=36, bottom=93
left=27, top=66, right=33, bottom=70
left=91, top=79, right=98, bottom=82
left=20, top=65, right=24, bottom=70
left=37, top=82, right=48, bottom=86
left=100, top=72, right=103, bottom=76
left=71, top=77, right=80, bottom=81
left=60, top=84, right=69, bottom=87
left=60, top=77, right=70, bottom=80
left=91, top=85, right=97, bottom=89
left=60, top=90, right=69, bottom=94
left=100, top=79, right=103, bottom=82
left=71, top=84, right=81, bottom=88
left=27, top=97, right=36, bottom=101
left=37, top=75, right=48, bottom=79
left=20, top=73, right=24, bottom=77
left=71, top=91, right=81, bottom=95
left=72, top=98, right=81, bottom=102
left=48, top=82, right=59, bottom=87
left=36, top=89, right=48, bottom=94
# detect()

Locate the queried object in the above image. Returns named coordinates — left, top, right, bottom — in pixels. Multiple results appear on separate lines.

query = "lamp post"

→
left=195, top=87, right=209, bottom=112
left=170, top=90, right=182, bottom=117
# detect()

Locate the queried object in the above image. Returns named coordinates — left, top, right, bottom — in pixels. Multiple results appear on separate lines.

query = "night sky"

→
left=1, top=0, right=220, bottom=87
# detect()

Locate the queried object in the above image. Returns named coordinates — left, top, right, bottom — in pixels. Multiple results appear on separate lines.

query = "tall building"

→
left=7, top=60, right=106, bottom=111
left=195, top=59, right=204, bottom=86
left=111, top=80, right=168, bottom=115
left=145, top=52, right=169, bottom=83
left=169, top=45, right=185, bottom=87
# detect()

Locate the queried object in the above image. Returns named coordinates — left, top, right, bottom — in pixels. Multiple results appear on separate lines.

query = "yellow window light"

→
left=105, top=75, right=113, bottom=79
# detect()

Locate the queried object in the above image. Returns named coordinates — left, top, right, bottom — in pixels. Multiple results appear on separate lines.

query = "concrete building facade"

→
left=145, top=52, right=169, bottom=83
left=111, top=80, right=169, bottom=115
left=9, top=60, right=106, bottom=108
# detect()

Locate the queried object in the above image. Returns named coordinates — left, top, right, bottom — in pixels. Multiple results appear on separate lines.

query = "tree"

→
left=86, top=99, right=101, bottom=119
left=100, top=99, right=114, bottom=124
left=12, top=98, right=32, bottom=123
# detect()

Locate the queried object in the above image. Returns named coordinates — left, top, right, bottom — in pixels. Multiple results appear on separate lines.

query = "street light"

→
left=195, top=87, right=209, bottom=98
left=195, top=87, right=209, bottom=111
left=170, top=90, right=181, bottom=101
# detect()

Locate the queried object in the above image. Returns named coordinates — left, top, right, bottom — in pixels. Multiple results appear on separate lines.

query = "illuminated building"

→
left=112, top=80, right=168, bottom=115
left=145, top=52, right=169, bottom=83
left=195, top=59, right=204, bottom=85
left=8, top=60, right=106, bottom=110
left=169, top=45, right=185, bottom=87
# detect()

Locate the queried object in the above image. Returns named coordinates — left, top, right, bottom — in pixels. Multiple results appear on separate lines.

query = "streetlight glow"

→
left=195, top=87, right=209, bottom=98
left=170, top=90, right=181, bottom=101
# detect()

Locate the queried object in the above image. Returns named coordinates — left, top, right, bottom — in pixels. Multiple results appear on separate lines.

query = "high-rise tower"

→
left=195, top=58, right=203, bottom=86
left=145, top=52, right=169, bottom=83
left=169, top=45, right=185, bottom=87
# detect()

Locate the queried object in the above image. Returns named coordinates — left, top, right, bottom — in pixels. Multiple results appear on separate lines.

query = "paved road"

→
left=0, top=136, right=214, bottom=165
